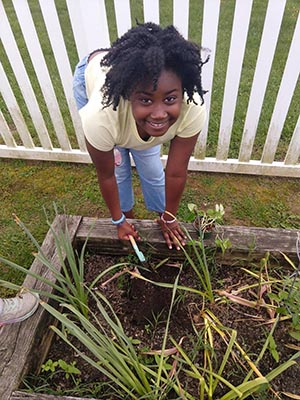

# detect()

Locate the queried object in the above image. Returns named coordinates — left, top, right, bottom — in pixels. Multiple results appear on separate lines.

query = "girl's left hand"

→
left=156, top=218, right=186, bottom=250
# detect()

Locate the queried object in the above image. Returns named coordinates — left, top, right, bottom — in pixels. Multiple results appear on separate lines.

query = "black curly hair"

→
left=100, top=22, right=208, bottom=110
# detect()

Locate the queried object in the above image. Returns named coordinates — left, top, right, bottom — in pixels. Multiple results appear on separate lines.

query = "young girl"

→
left=73, top=23, right=207, bottom=250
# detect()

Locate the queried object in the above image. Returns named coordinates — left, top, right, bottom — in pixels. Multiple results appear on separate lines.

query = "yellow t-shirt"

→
left=79, top=53, right=206, bottom=152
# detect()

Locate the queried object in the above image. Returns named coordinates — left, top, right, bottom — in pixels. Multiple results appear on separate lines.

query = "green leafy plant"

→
left=187, top=203, right=225, bottom=236
left=269, top=278, right=300, bottom=340
left=41, top=359, right=58, bottom=373
left=42, top=359, right=81, bottom=380
left=23, top=370, right=106, bottom=398
left=145, top=310, right=166, bottom=342
left=214, top=235, right=232, bottom=255
left=268, top=246, right=300, bottom=341
left=57, top=359, right=81, bottom=380
left=180, top=229, right=215, bottom=303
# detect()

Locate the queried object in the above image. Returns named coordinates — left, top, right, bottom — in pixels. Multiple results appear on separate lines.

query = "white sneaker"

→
left=0, top=291, right=39, bottom=326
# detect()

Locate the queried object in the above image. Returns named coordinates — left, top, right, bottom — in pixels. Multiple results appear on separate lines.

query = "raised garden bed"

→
left=0, top=215, right=299, bottom=400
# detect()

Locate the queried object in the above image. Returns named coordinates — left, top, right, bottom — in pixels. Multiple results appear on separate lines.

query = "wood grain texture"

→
left=11, top=392, right=97, bottom=400
left=75, top=217, right=300, bottom=264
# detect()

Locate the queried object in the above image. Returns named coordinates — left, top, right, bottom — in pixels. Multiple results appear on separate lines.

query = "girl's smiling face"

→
left=129, top=69, right=183, bottom=140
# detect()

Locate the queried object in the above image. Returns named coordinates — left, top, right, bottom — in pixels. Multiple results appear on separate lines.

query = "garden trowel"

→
left=128, top=235, right=146, bottom=263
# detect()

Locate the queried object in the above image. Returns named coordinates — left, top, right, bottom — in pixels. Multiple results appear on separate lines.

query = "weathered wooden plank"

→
left=75, top=217, right=194, bottom=260
left=75, top=217, right=300, bottom=264
left=0, top=215, right=82, bottom=400
left=11, top=392, right=97, bottom=400
left=212, top=225, right=299, bottom=266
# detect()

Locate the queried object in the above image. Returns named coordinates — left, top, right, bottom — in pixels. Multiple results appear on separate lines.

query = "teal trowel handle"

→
left=128, top=235, right=146, bottom=262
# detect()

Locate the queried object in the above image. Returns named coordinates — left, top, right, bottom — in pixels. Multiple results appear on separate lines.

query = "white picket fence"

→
left=0, top=0, right=299, bottom=177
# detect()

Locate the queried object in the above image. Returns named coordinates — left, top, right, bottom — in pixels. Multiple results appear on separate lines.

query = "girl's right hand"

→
left=117, top=220, right=140, bottom=240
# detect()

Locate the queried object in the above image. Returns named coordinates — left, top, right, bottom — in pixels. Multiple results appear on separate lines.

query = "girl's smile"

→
left=130, top=69, right=183, bottom=140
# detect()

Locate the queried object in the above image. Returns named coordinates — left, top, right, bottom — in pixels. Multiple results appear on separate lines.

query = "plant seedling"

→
left=187, top=203, right=225, bottom=236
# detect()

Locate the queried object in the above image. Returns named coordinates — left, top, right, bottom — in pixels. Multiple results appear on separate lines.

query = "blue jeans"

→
left=73, top=56, right=165, bottom=213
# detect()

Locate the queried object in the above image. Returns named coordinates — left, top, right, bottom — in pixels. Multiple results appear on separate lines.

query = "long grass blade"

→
left=155, top=268, right=181, bottom=391
left=42, top=301, right=149, bottom=397
left=220, top=377, right=268, bottom=400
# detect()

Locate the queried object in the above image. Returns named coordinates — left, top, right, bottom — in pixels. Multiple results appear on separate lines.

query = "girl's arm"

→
left=86, top=139, right=139, bottom=240
left=160, top=133, right=200, bottom=249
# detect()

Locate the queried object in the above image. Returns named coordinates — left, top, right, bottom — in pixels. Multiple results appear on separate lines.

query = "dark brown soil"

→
left=24, top=251, right=300, bottom=399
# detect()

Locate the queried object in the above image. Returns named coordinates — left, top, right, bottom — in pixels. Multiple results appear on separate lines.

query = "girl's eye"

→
left=140, top=98, right=152, bottom=104
left=165, top=96, right=177, bottom=103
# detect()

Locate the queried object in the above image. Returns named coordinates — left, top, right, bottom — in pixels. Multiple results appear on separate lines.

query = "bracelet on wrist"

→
left=161, top=210, right=177, bottom=224
left=111, top=213, right=126, bottom=226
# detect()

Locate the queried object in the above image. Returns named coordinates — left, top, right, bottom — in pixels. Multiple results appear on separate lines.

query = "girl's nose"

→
left=150, top=105, right=167, bottom=119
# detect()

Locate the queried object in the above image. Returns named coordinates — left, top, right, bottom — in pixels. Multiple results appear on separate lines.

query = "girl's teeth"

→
left=150, top=122, right=165, bottom=127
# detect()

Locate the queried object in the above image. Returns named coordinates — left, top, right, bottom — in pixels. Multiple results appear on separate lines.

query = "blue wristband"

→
left=111, top=213, right=126, bottom=226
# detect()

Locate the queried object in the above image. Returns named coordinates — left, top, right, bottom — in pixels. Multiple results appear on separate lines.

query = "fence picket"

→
left=0, top=62, right=34, bottom=148
left=114, top=0, right=132, bottom=37
left=13, top=0, right=71, bottom=151
left=261, top=11, right=300, bottom=164
left=194, top=0, right=220, bottom=159
left=0, top=111, right=16, bottom=148
left=239, top=0, right=286, bottom=162
left=217, top=0, right=253, bottom=161
left=285, top=116, right=300, bottom=165
left=173, top=0, right=189, bottom=38
left=0, top=1, right=52, bottom=150
left=66, top=0, right=110, bottom=57
left=79, top=0, right=110, bottom=52
left=66, top=0, right=87, bottom=59
left=38, top=0, right=86, bottom=151
left=143, top=0, right=159, bottom=23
